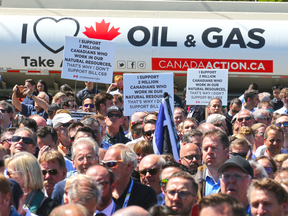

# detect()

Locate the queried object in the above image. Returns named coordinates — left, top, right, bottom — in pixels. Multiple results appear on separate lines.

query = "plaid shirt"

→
left=103, top=131, right=131, bottom=145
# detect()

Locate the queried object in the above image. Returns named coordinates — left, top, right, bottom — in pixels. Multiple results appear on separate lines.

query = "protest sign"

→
left=186, top=69, right=228, bottom=106
left=123, top=73, right=174, bottom=116
left=61, top=36, right=115, bottom=84
left=70, top=111, right=95, bottom=121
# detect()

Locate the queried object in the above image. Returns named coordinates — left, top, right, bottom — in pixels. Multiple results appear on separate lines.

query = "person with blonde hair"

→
left=274, top=154, right=288, bottom=169
left=251, top=123, right=266, bottom=154
left=52, top=92, right=66, bottom=104
left=107, top=75, right=123, bottom=94
left=5, top=152, right=57, bottom=215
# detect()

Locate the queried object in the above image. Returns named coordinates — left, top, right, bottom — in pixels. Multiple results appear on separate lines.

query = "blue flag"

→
left=152, top=93, right=180, bottom=161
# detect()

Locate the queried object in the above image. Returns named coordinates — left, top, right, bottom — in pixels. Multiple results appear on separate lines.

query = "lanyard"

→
left=122, top=180, right=134, bottom=208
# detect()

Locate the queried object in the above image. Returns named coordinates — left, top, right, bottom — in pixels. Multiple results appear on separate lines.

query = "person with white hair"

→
left=258, top=92, right=271, bottom=102
left=103, top=144, right=157, bottom=210
left=68, top=174, right=102, bottom=216
left=253, top=109, right=271, bottom=126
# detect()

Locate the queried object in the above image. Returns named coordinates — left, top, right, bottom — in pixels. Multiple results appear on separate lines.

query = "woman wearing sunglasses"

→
left=5, top=152, right=58, bottom=216
left=132, top=140, right=154, bottom=182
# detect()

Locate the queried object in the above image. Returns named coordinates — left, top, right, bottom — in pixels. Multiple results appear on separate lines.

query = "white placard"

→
left=186, top=69, right=228, bottom=106
left=70, top=111, right=95, bottom=122
left=61, top=36, right=115, bottom=83
left=123, top=73, right=174, bottom=116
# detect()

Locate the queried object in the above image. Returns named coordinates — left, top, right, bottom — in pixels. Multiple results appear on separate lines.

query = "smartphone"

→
left=16, top=86, right=26, bottom=98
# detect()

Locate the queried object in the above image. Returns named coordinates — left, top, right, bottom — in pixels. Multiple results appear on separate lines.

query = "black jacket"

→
left=113, top=179, right=157, bottom=210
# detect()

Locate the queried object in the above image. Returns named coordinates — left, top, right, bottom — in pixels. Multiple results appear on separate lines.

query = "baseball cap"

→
left=107, top=105, right=122, bottom=115
left=218, top=156, right=254, bottom=178
left=52, top=113, right=75, bottom=128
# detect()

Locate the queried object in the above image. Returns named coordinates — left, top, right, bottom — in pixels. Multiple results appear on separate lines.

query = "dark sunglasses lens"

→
left=23, top=137, right=33, bottom=144
left=265, top=167, right=273, bottom=174
left=49, top=169, right=58, bottom=175
left=62, top=123, right=71, bottom=127
left=0, top=160, right=4, bottom=167
left=284, top=122, right=288, bottom=127
left=12, top=136, right=20, bottom=142
left=104, top=162, right=117, bottom=168
left=0, top=109, right=6, bottom=113
left=145, top=130, right=154, bottom=136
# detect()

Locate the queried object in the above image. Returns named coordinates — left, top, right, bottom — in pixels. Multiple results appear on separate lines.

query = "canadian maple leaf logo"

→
left=83, top=19, right=121, bottom=41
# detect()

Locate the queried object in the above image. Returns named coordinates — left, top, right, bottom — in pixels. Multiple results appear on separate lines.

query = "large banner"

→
left=2, top=15, right=288, bottom=74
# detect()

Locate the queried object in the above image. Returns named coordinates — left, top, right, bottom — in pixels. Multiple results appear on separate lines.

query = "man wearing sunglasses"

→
left=103, top=106, right=130, bottom=145
left=219, top=156, right=253, bottom=216
left=0, top=101, right=14, bottom=131
left=82, top=96, right=95, bottom=113
left=103, top=144, right=157, bottom=210
left=179, top=143, right=202, bottom=174
left=223, top=98, right=242, bottom=123
left=164, top=171, right=198, bottom=216
left=86, top=165, right=121, bottom=215
left=10, top=127, right=36, bottom=156
left=139, top=155, right=166, bottom=205
left=234, top=109, right=254, bottom=129
left=242, top=90, right=259, bottom=112
left=253, top=109, right=272, bottom=126
left=275, top=114, right=288, bottom=153
left=39, top=150, right=67, bottom=198
left=142, top=119, right=156, bottom=145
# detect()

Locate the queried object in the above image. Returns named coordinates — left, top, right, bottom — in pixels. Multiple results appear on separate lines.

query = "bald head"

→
left=139, top=154, right=165, bottom=195
left=49, top=204, right=90, bottom=216
left=179, top=143, right=201, bottom=174
left=197, top=123, right=216, bottom=134
left=112, top=205, right=151, bottom=216
left=131, top=112, right=147, bottom=124
left=29, top=115, right=47, bottom=127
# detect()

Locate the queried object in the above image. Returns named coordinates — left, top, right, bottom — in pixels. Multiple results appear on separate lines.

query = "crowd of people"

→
left=0, top=77, right=288, bottom=216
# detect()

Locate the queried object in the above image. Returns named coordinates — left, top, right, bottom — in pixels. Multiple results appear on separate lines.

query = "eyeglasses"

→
left=102, top=160, right=123, bottom=168
left=12, top=136, right=33, bottom=144
left=84, top=104, right=95, bottom=108
left=220, top=172, right=251, bottom=181
left=7, top=170, right=22, bottom=178
left=76, top=155, right=96, bottom=163
left=231, top=109, right=240, bottom=113
left=42, top=169, right=58, bottom=176
left=260, top=117, right=271, bottom=121
left=276, top=122, right=288, bottom=127
left=3, top=138, right=12, bottom=143
left=264, top=167, right=273, bottom=174
left=60, top=123, right=72, bottom=128
left=231, top=152, right=247, bottom=158
left=174, top=87, right=178, bottom=90
left=0, top=109, right=6, bottom=113
left=144, top=130, right=155, bottom=137
left=181, top=155, right=201, bottom=161
left=165, top=189, right=195, bottom=199
left=107, top=113, right=122, bottom=119
left=0, top=160, right=4, bottom=167
left=159, top=178, right=169, bottom=187
left=139, top=168, right=159, bottom=176
left=237, top=117, right=252, bottom=122
left=98, top=181, right=111, bottom=187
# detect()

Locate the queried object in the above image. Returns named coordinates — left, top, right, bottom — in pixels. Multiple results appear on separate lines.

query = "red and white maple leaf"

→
left=83, top=19, right=121, bottom=41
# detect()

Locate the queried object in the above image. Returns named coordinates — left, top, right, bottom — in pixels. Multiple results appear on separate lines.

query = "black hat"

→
left=218, top=156, right=254, bottom=179
left=107, top=105, right=122, bottom=115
